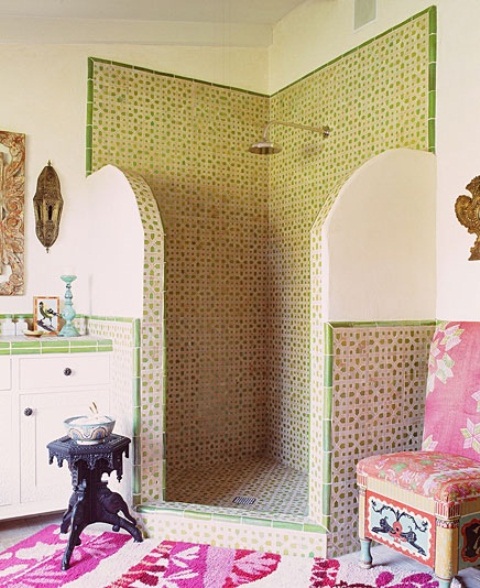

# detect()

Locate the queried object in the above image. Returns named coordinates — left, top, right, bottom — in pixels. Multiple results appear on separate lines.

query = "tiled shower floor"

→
left=166, top=456, right=308, bottom=517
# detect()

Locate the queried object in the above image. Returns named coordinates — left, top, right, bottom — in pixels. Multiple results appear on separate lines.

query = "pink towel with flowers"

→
left=422, top=321, right=480, bottom=461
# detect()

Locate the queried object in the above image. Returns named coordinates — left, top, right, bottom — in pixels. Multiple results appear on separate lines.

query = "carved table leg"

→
left=62, top=480, right=88, bottom=570
left=95, top=483, right=143, bottom=542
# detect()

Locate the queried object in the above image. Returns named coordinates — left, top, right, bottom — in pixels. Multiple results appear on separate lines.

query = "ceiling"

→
left=0, top=0, right=307, bottom=25
left=0, top=0, right=311, bottom=46
left=0, top=0, right=316, bottom=47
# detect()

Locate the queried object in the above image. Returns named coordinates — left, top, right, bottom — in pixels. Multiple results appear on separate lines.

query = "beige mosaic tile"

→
left=87, top=316, right=139, bottom=503
left=166, top=456, right=308, bottom=516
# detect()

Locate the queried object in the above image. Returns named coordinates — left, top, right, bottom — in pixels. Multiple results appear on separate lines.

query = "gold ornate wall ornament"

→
left=0, top=130, right=25, bottom=296
left=455, top=176, right=480, bottom=260
left=33, top=161, right=63, bottom=252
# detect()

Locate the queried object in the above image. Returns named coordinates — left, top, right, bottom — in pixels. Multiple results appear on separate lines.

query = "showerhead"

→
left=248, top=139, right=282, bottom=155
left=248, top=120, right=331, bottom=155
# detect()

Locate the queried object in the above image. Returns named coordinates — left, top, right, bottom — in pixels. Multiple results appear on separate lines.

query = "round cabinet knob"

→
left=64, top=367, right=72, bottom=376
left=24, top=407, right=33, bottom=417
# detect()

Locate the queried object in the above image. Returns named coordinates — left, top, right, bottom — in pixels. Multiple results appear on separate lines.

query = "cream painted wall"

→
left=323, top=149, right=436, bottom=321
left=0, top=43, right=267, bottom=316
left=269, top=0, right=480, bottom=319
left=434, top=0, right=480, bottom=320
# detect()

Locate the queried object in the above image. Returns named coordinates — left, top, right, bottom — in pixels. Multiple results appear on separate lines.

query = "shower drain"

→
left=232, top=496, right=256, bottom=505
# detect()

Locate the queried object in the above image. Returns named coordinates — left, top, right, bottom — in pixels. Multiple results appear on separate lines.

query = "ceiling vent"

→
left=354, top=0, right=376, bottom=30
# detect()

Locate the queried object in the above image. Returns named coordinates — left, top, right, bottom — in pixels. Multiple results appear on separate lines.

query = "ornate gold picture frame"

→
left=0, top=130, right=25, bottom=295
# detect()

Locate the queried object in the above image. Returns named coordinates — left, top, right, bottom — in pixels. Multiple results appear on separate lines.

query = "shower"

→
left=165, top=118, right=333, bottom=518
left=249, top=120, right=331, bottom=154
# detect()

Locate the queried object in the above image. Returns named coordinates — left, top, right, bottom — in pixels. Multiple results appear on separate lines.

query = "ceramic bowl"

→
left=64, top=415, right=115, bottom=445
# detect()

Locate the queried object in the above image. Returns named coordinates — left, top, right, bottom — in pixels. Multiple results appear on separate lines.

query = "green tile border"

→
left=214, top=513, right=242, bottom=524
left=184, top=510, right=213, bottom=521
left=0, top=314, right=33, bottom=320
left=328, top=319, right=436, bottom=329
left=11, top=346, right=41, bottom=355
left=427, top=6, right=437, bottom=153
left=0, top=336, right=113, bottom=354
left=136, top=502, right=328, bottom=534
left=320, top=323, right=334, bottom=525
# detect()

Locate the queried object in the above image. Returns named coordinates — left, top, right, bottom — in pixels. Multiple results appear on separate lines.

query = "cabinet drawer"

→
left=19, top=354, right=110, bottom=390
left=0, top=356, right=11, bottom=390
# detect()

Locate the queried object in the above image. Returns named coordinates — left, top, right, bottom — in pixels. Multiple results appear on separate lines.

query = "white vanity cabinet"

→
left=0, top=347, right=112, bottom=520
left=0, top=356, right=14, bottom=509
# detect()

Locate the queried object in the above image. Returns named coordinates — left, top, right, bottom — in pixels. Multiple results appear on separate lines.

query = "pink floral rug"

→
left=0, top=525, right=452, bottom=587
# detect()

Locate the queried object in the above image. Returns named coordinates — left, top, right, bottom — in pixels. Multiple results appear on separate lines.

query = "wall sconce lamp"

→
left=33, top=161, right=63, bottom=252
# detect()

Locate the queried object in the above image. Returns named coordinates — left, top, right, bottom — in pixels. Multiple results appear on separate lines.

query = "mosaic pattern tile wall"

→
left=121, top=170, right=166, bottom=504
left=88, top=6, right=435, bottom=556
left=268, top=8, right=435, bottom=472
left=308, top=7, right=435, bottom=536
left=89, top=60, right=271, bottom=478
left=87, top=316, right=139, bottom=504
left=326, top=322, right=435, bottom=556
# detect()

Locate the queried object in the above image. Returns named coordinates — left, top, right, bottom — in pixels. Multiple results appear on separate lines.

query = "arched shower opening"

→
left=85, top=149, right=436, bottom=558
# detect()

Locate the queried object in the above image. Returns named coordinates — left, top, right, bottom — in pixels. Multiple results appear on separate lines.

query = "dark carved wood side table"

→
left=47, top=434, right=143, bottom=570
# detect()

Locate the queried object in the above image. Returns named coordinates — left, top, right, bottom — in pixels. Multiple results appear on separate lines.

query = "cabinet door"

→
left=0, top=392, right=17, bottom=507
left=0, top=356, right=11, bottom=390
left=19, top=390, right=109, bottom=505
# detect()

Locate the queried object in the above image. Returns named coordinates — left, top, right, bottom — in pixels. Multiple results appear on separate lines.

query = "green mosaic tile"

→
left=213, top=513, right=242, bottom=524
left=11, top=346, right=41, bottom=355
left=272, top=520, right=303, bottom=530
left=242, top=516, right=273, bottom=527
left=10, top=340, right=38, bottom=349
left=303, top=523, right=327, bottom=534
left=184, top=510, right=213, bottom=521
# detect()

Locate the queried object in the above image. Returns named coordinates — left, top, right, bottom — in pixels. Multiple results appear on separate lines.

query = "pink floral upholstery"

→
left=357, top=450, right=480, bottom=503
left=422, top=321, right=480, bottom=460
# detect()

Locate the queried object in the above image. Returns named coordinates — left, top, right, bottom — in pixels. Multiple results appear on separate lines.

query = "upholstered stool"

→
left=358, top=451, right=480, bottom=587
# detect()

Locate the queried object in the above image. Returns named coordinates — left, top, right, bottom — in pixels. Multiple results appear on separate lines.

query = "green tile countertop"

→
left=0, top=335, right=113, bottom=355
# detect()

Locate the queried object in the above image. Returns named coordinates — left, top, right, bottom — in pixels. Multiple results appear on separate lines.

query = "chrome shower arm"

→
left=262, top=120, right=331, bottom=141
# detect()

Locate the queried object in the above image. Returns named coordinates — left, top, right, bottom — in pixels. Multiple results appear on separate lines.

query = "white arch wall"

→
left=83, top=165, right=166, bottom=507
left=323, top=149, right=436, bottom=321
left=310, top=148, right=436, bottom=553
left=84, top=164, right=144, bottom=318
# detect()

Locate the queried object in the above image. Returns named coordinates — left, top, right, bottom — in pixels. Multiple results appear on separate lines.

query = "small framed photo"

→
left=33, top=296, right=60, bottom=335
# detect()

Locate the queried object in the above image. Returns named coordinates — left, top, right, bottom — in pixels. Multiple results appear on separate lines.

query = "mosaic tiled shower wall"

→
left=268, top=9, right=435, bottom=471
left=89, top=66, right=272, bottom=475
left=89, top=6, right=435, bottom=533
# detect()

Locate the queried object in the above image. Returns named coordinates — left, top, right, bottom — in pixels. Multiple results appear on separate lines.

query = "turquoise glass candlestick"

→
left=59, top=275, right=80, bottom=337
